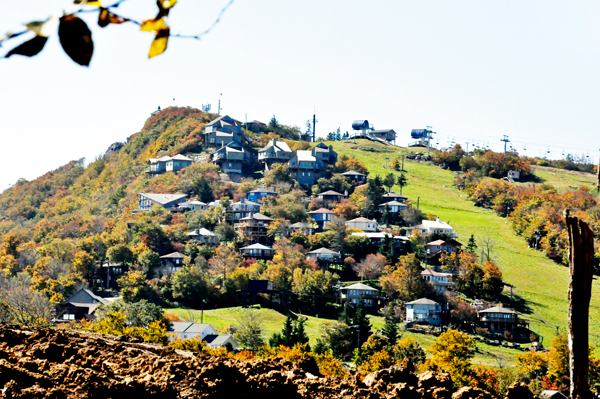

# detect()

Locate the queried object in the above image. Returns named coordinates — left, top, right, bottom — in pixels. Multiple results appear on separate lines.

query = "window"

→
left=63, top=314, right=75, bottom=320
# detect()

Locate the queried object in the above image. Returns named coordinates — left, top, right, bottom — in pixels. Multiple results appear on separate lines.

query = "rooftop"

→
left=240, top=243, right=274, bottom=250
left=307, top=247, right=340, bottom=255
left=309, top=208, right=335, bottom=214
left=139, top=193, right=187, bottom=205
left=159, top=252, right=187, bottom=259
left=479, top=306, right=516, bottom=314
left=406, top=298, right=439, bottom=305
left=341, top=283, right=379, bottom=292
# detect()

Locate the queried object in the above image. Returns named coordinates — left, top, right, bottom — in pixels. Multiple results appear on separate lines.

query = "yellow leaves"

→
left=74, top=0, right=102, bottom=6
left=140, top=17, right=168, bottom=32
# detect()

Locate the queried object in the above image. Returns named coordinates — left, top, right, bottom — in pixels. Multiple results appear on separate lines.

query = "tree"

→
left=382, top=316, right=399, bottom=345
left=353, top=253, right=387, bottom=281
left=107, top=244, right=134, bottom=267
left=269, top=315, right=310, bottom=348
left=548, top=334, right=569, bottom=381
left=516, top=350, right=548, bottom=379
left=393, top=337, right=425, bottom=365
left=2, top=2, right=232, bottom=64
left=215, top=223, right=236, bottom=244
left=424, top=329, right=475, bottom=386
left=0, top=273, right=52, bottom=326
left=383, top=173, right=396, bottom=193
left=171, top=262, right=210, bottom=308
left=234, top=309, right=265, bottom=350
left=332, top=199, right=359, bottom=220
left=397, top=173, right=408, bottom=195
left=352, top=301, right=372, bottom=348
left=209, top=245, right=241, bottom=282
left=95, top=299, right=167, bottom=328
left=465, top=234, right=478, bottom=253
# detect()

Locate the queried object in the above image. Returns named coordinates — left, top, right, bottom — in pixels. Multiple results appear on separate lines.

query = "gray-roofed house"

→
left=291, top=222, right=314, bottom=236
left=478, top=306, right=526, bottom=334
left=236, top=213, right=275, bottom=244
left=346, top=217, right=378, bottom=232
left=167, top=322, right=218, bottom=341
left=405, top=298, right=442, bottom=325
left=180, top=200, right=207, bottom=211
left=426, top=239, right=462, bottom=257
left=212, top=142, right=246, bottom=176
left=203, top=115, right=244, bottom=147
left=247, top=187, right=278, bottom=203
left=56, top=288, right=120, bottom=323
left=146, top=154, right=193, bottom=175
left=341, top=170, right=367, bottom=183
left=306, top=247, right=341, bottom=266
left=258, top=138, right=294, bottom=166
left=311, top=142, right=338, bottom=165
left=369, top=129, right=397, bottom=143
left=203, top=334, right=238, bottom=350
left=378, top=200, right=408, bottom=214
left=381, top=192, right=408, bottom=203
left=240, top=243, right=275, bottom=259
left=226, top=198, right=262, bottom=223
left=138, top=193, right=188, bottom=211
left=159, top=252, right=189, bottom=274
left=288, top=150, right=318, bottom=185
left=351, top=232, right=410, bottom=250
left=339, top=283, right=380, bottom=308
left=187, top=228, right=219, bottom=245
left=317, top=190, right=347, bottom=203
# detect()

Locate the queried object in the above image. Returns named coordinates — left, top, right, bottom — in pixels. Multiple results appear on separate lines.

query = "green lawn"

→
left=327, top=140, right=600, bottom=345
left=167, top=306, right=520, bottom=366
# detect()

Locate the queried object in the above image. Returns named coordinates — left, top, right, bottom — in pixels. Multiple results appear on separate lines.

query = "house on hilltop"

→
left=306, top=247, right=342, bottom=267
left=317, top=190, right=347, bottom=204
left=288, top=144, right=337, bottom=185
left=236, top=213, right=274, bottom=244
left=203, top=115, right=245, bottom=147
left=138, top=193, right=187, bottom=211
left=240, top=243, right=275, bottom=259
left=186, top=228, right=219, bottom=245
left=478, top=306, right=528, bottom=335
left=211, top=142, right=246, bottom=176
left=258, top=138, right=294, bottom=167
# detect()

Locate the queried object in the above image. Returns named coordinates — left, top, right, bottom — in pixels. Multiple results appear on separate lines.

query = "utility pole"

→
left=466, top=142, right=469, bottom=154
left=501, top=135, right=510, bottom=155
left=218, top=93, right=223, bottom=115
left=312, top=114, right=317, bottom=142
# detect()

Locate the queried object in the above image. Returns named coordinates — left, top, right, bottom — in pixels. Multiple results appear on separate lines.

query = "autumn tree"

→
left=379, top=254, right=433, bottom=301
left=424, top=329, right=475, bottom=386
left=332, top=199, right=359, bottom=220
left=547, top=333, right=569, bottom=382
left=353, top=253, right=387, bottom=281
left=393, top=337, right=426, bottom=365
left=209, top=245, right=241, bottom=282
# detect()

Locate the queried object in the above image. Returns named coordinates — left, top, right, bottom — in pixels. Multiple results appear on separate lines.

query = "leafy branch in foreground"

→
left=1, top=0, right=234, bottom=66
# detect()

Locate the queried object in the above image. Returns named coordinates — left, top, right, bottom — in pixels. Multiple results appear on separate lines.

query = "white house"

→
left=346, top=217, right=378, bottom=232
left=204, top=334, right=238, bottom=350
left=168, top=322, right=217, bottom=341
left=420, top=269, right=455, bottom=293
left=405, top=298, right=442, bottom=325
left=306, top=247, right=341, bottom=264
left=180, top=200, right=208, bottom=211
left=407, top=218, right=457, bottom=238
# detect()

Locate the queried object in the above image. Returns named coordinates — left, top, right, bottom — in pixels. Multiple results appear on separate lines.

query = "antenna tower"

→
left=312, top=114, right=317, bottom=142
left=218, top=93, right=223, bottom=115
left=501, top=135, right=510, bottom=155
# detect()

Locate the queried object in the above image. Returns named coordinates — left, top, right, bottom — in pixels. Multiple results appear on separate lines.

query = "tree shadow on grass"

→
left=500, top=289, right=533, bottom=315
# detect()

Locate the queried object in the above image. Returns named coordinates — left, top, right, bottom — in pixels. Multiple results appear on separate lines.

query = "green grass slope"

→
left=328, top=140, right=600, bottom=345
left=168, top=306, right=520, bottom=366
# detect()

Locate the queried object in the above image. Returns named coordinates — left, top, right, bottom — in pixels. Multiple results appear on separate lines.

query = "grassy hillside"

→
left=168, top=306, right=520, bottom=366
left=327, top=140, right=600, bottom=345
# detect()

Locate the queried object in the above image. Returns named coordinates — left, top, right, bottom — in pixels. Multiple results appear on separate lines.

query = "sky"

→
left=1, top=1, right=599, bottom=191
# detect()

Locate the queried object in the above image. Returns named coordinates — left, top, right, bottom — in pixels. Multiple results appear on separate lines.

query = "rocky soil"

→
left=0, top=325, right=536, bottom=398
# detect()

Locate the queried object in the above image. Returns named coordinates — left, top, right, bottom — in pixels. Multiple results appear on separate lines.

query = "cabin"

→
left=99, top=261, right=127, bottom=289
left=186, top=228, right=219, bottom=245
left=346, top=217, right=378, bottom=232
left=212, top=142, right=245, bottom=176
left=159, top=252, right=188, bottom=275
left=341, top=170, right=367, bottom=183
left=339, top=283, right=379, bottom=308
left=247, top=187, right=278, bottom=203
left=138, top=193, right=187, bottom=211
left=369, top=129, right=397, bottom=143
left=405, top=298, right=442, bottom=326
left=378, top=201, right=408, bottom=214
left=240, top=243, right=275, bottom=259
left=146, top=154, right=193, bottom=175
left=167, top=322, right=218, bottom=341
left=308, top=208, right=336, bottom=231
left=258, top=139, right=294, bottom=165
left=290, top=222, right=315, bottom=236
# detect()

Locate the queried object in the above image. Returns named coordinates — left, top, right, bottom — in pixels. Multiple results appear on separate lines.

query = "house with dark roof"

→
left=405, top=298, right=442, bottom=325
left=478, top=306, right=527, bottom=335
left=240, top=243, right=275, bottom=259
left=378, top=200, right=408, bottom=214
left=369, top=129, right=397, bottom=143
left=317, top=190, right=347, bottom=203
left=247, top=187, right=278, bottom=203
left=258, top=138, right=294, bottom=166
left=211, top=142, right=246, bottom=176
left=341, top=170, right=367, bottom=183
left=236, top=213, right=274, bottom=244
left=339, top=283, right=379, bottom=308
left=381, top=192, right=408, bottom=203
left=55, top=288, right=120, bottom=323
left=288, top=144, right=337, bottom=185
left=308, top=208, right=336, bottom=231
left=138, top=193, right=187, bottom=211
left=159, top=252, right=189, bottom=274
left=346, top=217, right=378, bottom=232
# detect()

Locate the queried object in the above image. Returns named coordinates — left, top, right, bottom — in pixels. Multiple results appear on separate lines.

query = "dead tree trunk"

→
left=566, top=214, right=594, bottom=399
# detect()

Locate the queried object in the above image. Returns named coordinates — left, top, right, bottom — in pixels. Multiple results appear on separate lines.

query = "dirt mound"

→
left=0, top=325, right=536, bottom=398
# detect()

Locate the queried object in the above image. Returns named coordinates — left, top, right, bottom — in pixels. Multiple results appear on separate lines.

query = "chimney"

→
left=344, top=190, right=348, bottom=197
left=436, top=217, right=441, bottom=223
left=273, top=138, right=277, bottom=144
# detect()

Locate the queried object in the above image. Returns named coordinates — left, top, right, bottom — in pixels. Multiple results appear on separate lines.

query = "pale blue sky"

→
left=1, top=1, right=599, bottom=190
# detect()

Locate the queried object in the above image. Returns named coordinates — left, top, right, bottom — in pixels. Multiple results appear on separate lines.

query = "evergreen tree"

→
left=379, top=233, right=394, bottom=263
left=397, top=173, right=408, bottom=195
left=352, top=301, right=372, bottom=348
left=465, top=234, right=477, bottom=253
left=335, top=127, right=342, bottom=141
left=269, top=315, right=294, bottom=347
left=382, top=317, right=399, bottom=345
left=292, top=317, right=310, bottom=346
left=384, top=173, right=396, bottom=192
